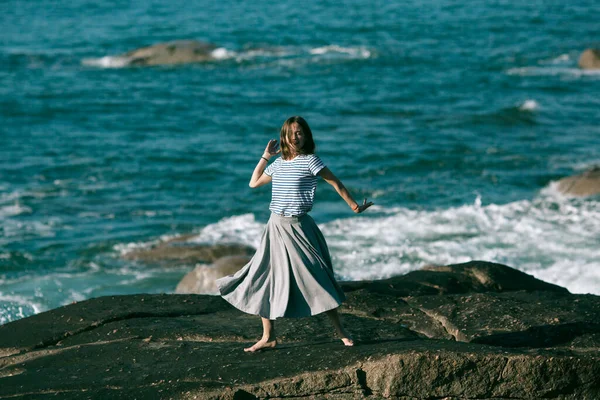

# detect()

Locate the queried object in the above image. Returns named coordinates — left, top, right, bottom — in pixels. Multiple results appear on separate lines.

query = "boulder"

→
left=556, top=166, right=600, bottom=197
left=122, top=235, right=255, bottom=267
left=339, top=260, right=568, bottom=296
left=578, top=48, right=600, bottom=69
left=0, top=261, right=598, bottom=399
left=175, top=255, right=251, bottom=294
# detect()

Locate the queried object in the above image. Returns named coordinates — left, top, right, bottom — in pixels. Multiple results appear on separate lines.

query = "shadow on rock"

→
left=472, top=321, right=600, bottom=348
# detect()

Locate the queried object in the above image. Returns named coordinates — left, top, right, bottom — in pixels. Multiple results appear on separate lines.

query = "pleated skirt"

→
left=215, top=213, right=346, bottom=320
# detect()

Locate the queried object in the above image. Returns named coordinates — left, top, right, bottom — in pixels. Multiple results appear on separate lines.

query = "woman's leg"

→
left=244, top=317, right=277, bottom=352
left=326, top=308, right=354, bottom=346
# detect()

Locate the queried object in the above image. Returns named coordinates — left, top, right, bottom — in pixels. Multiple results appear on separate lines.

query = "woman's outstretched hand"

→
left=263, top=139, right=281, bottom=158
left=354, top=198, right=374, bottom=213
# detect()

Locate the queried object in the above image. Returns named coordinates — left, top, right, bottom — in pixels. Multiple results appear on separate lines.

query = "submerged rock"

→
left=83, top=40, right=220, bottom=67
left=0, top=261, right=598, bottom=399
left=578, top=48, right=600, bottom=69
left=120, top=40, right=218, bottom=66
left=556, top=166, right=600, bottom=197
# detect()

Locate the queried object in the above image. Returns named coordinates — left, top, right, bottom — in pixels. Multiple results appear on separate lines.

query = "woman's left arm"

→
left=318, top=167, right=373, bottom=213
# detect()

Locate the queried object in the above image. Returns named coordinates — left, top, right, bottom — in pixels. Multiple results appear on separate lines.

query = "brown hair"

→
left=279, top=116, right=316, bottom=160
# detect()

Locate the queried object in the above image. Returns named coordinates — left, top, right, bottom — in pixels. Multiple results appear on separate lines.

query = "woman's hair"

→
left=279, top=116, right=316, bottom=160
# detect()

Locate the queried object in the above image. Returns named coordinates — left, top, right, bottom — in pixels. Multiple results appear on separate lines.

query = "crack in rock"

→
left=26, top=310, right=216, bottom=354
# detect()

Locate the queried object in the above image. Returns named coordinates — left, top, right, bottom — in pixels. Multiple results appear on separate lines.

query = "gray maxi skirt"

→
left=215, top=213, right=346, bottom=320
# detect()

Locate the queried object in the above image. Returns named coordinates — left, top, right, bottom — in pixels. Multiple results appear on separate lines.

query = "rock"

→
left=122, top=236, right=255, bottom=267
left=0, top=293, right=231, bottom=358
left=118, top=40, right=218, bottom=66
left=339, top=260, right=568, bottom=296
left=578, top=48, right=600, bottom=69
left=404, top=290, right=600, bottom=346
left=556, top=166, right=600, bottom=197
left=0, top=261, right=598, bottom=399
left=175, top=255, right=251, bottom=294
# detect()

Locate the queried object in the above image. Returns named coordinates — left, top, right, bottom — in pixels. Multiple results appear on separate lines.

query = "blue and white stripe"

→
left=264, top=154, right=326, bottom=216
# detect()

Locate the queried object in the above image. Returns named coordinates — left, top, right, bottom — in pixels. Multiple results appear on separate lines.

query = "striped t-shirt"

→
left=264, top=154, right=326, bottom=216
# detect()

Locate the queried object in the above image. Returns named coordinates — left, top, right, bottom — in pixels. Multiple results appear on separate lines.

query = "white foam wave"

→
left=0, top=293, right=44, bottom=325
left=187, top=214, right=263, bottom=248
left=82, top=56, right=131, bottom=68
left=65, top=290, right=87, bottom=303
left=0, top=219, right=57, bottom=247
left=506, top=66, right=600, bottom=78
left=211, top=47, right=236, bottom=60
left=539, top=54, right=572, bottom=65
left=180, top=194, right=599, bottom=295
left=532, top=259, right=600, bottom=295
left=572, top=160, right=600, bottom=171
left=518, top=99, right=539, bottom=111
left=0, top=191, right=21, bottom=203
left=309, top=45, right=371, bottom=59
left=551, top=54, right=571, bottom=63
left=81, top=44, right=371, bottom=70
left=114, top=214, right=264, bottom=259
left=0, top=202, right=32, bottom=218
left=229, top=45, right=371, bottom=66
left=131, top=210, right=173, bottom=218
left=324, top=195, right=600, bottom=294
left=114, top=238, right=162, bottom=256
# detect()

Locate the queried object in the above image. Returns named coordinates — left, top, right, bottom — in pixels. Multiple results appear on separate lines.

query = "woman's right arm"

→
left=249, top=140, right=280, bottom=188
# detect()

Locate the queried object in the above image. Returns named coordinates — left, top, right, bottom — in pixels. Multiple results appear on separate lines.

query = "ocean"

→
left=1, top=0, right=599, bottom=324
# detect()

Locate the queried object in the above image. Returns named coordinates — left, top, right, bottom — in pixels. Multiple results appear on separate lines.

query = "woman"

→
left=216, top=116, right=373, bottom=352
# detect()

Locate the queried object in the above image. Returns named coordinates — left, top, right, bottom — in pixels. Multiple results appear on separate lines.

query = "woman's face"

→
left=289, top=122, right=305, bottom=152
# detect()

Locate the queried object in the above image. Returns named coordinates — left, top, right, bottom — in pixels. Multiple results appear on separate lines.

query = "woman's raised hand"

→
left=354, top=198, right=374, bottom=213
left=263, top=139, right=281, bottom=158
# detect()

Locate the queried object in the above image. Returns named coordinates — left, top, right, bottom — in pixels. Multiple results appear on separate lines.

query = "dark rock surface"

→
left=578, top=48, right=600, bottom=69
left=0, top=261, right=598, bottom=399
left=556, top=166, right=600, bottom=197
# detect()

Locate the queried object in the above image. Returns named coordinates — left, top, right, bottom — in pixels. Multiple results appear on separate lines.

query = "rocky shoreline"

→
left=0, top=261, right=598, bottom=399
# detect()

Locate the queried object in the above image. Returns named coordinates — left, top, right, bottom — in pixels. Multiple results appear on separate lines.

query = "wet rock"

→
left=578, top=48, right=600, bottom=69
left=175, top=255, right=251, bottom=294
left=556, top=166, right=600, bottom=197
left=0, top=261, right=598, bottom=399
left=122, top=236, right=255, bottom=267
left=118, top=40, right=218, bottom=66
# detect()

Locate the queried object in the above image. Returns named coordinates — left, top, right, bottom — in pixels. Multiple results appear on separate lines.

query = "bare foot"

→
left=244, top=337, right=277, bottom=352
left=338, top=327, right=354, bottom=346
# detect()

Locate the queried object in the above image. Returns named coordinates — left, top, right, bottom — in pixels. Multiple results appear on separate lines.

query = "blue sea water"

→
left=1, top=0, right=599, bottom=324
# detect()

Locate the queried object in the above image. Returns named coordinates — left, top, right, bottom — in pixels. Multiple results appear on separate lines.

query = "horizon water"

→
left=1, top=0, right=600, bottom=324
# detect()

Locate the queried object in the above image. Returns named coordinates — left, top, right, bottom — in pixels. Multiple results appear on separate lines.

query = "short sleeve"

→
left=264, top=157, right=281, bottom=176
left=307, top=155, right=326, bottom=176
